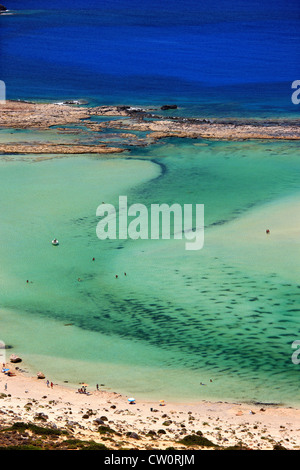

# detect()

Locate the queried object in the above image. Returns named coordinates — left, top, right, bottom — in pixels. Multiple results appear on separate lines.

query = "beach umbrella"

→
left=128, top=397, right=135, bottom=403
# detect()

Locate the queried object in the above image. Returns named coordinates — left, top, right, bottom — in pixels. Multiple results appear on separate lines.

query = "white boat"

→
left=52, top=239, right=59, bottom=246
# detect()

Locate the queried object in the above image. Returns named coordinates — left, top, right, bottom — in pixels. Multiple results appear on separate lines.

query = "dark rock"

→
left=162, top=420, right=172, bottom=426
left=127, top=432, right=139, bottom=439
left=0, top=5, right=7, bottom=12
left=62, top=99, right=88, bottom=105
left=157, top=429, right=166, bottom=434
left=160, top=104, right=177, bottom=111
left=94, top=418, right=106, bottom=425
left=10, top=354, right=22, bottom=363
left=273, top=444, right=289, bottom=451
left=118, top=106, right=131, bottom=111
left=161, top=105, right=178, bottom=111
left=66, top=420, right=78, bottom=427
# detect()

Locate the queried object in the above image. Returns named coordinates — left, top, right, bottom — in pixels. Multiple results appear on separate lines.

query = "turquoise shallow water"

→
left=0, top=0, right=299, bottom=407
left=0, top=138, right=300, bottom=405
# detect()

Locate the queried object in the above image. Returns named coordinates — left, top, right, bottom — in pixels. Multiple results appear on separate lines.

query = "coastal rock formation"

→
left=0, top=143, right=126, bottom=155
left=0, top=101, right=132, bottom=129
left=0, top=100, right=92, bottom=129
left=161, top=104, right=178, bottom=110
left=0, top=100, right=299, bottom=157
left=37, top=372, right=45, bottom=379
left=98, top=115, right=300, bottom=141
left=0, top=4, right=7, bottom=12
left=61, top=99, right=88, bottom=105
left=0, top=362, right=299, bottom=450
left=10, top=354, right=22, bottom=363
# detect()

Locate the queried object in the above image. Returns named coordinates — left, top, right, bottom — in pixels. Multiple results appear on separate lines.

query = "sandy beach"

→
left=0, top=361, right=299, bottom=450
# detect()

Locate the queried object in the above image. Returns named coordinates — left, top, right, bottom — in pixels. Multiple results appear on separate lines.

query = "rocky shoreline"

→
left=0, top=100, right=299, bottom=157
left=0, top=363, right=299, bottom=450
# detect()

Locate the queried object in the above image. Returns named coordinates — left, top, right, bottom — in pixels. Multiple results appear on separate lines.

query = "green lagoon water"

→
left=1, top=138, right=300, bottom=405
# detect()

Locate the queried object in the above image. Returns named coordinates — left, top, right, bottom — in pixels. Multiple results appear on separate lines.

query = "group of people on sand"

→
left=77, top=386, right=89, bottom=394
left=1, top=363, right=15, bottom=377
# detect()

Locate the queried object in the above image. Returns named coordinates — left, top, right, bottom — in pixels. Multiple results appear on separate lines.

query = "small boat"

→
left=52, top=239, right=59, bottom=246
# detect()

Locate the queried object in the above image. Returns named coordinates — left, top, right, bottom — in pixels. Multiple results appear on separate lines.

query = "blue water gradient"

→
left=0, top=0, right=299, bottom=116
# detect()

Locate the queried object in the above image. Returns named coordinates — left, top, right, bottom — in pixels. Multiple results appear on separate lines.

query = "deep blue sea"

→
left=0, top=0, right=299, bottom=116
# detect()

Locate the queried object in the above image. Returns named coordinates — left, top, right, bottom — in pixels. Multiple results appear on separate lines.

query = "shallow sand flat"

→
left=0, top=364, right=299, bottom=449
left=208, top=193, right=300, bottom=282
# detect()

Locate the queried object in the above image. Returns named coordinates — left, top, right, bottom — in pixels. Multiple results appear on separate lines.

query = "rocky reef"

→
left=0, top=100, right=299, bottom=157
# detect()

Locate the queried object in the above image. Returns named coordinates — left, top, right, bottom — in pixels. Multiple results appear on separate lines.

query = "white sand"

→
left=0, top=363, right=299, bottom=450
left=209, top=192, right=300, bottom=282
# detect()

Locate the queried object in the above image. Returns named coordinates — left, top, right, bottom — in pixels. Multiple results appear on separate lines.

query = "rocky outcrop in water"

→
left=0, top=143, right=126, bottom=155
left=0, top=100, right=299, bottom=159
left=10, top=354, right=22, bottom=363
left=0, top=4, right=7, bottom=12
left=161, top=104, right=178, bottom=110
